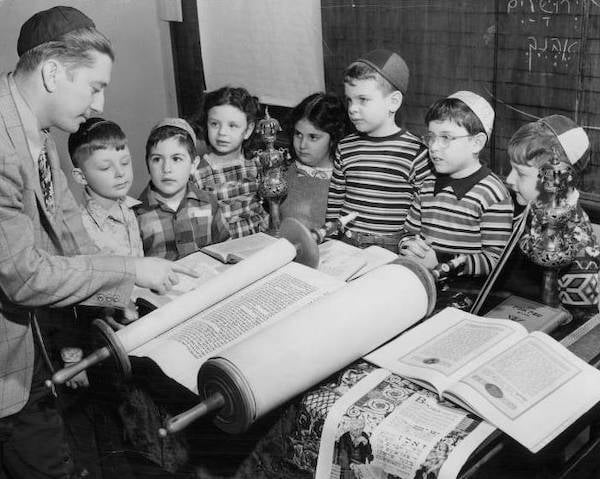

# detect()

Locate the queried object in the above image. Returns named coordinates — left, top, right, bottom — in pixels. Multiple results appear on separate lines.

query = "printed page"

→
left=116, top=239, right=296, bottom=355
left=131, top=261, right=344, bottom=392
left=366, top=308, right=527, bottom=396
left=317, top=239, right=367, bottom=281
left=315, top=369, right=496, bottom=479
left=348, top=245, right=398, bottom=281
left=446, top=332, right=600, bottom=452
left=201, top=232, right=277, bottom=263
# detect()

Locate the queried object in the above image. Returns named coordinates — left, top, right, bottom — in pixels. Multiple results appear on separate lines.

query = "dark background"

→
left=170, top=0, right=600, bottom=217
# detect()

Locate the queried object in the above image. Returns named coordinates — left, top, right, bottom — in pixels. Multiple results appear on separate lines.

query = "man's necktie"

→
left=38, top=134, right=55, bottom=214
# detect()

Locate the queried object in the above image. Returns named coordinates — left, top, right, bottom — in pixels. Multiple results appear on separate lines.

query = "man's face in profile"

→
left=49, top=51, right=112, bottom=133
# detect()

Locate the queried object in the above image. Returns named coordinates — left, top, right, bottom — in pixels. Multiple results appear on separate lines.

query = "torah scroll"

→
left=196, top=259, right=436, bottom=433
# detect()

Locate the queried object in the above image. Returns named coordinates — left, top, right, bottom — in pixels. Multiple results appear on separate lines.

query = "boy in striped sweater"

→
left=399, top=91, right=514, bottom=277
left=326, top=49, right=431, bottom=252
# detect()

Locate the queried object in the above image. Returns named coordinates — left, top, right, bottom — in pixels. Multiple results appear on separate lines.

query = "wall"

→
left=0, top=0, right=178, bottom=199
left=319, top=0, right=600, bottom=214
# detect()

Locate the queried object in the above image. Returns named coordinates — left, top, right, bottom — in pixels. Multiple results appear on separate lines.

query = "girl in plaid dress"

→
left=193, top=87, right=269, bottom=238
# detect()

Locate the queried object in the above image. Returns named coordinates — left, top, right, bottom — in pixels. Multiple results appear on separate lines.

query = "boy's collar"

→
left=140, top=180, right=205, bottom=207
left=434, top=165, right=491, bottom=199
left=84, top=191, right=140, bottom=225
left=356, top=127, right=404, bottom=141
left=204, top=152, right=245, bottom=170
left=84, top=187, right=140, bottom=208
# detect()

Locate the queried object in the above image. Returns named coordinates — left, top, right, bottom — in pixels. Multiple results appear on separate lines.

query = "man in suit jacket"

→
left=0, top=7, right=194, bottom=478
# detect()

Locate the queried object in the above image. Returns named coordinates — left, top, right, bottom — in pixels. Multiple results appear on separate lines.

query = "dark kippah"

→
left=68, top=117, right=119, bottom=158
left=17, top=6, right=95, bottom=57
left=355, top=49, right=409, bottom=94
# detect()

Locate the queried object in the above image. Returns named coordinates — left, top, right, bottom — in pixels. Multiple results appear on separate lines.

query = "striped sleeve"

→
left=408, top=145, right=431, bottom=192
left=462, top=183, right=514, bottom=276
left=403, top=189, right=424, bottom=236
left=326, top=145, right=345, bottom=221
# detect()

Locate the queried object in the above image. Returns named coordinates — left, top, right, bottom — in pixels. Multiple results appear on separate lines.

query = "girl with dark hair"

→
left=281, top=92, right=346, bottom=229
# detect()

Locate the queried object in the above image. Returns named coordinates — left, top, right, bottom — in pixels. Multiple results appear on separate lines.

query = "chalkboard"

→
left=320, top=0, right=600, bottom=211
left=173, top=0, right=600, bottom=212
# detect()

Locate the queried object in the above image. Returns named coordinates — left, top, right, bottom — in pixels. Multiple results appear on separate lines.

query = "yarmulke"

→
left=151, top=118, right=197, bottom=147
left=538, top=115, right=590, bottom=165
left=448, top=91, right=495, bottom=139
left=68, top=117, right=125, bottom=160
left=18, top=6, right=95, bottom=57
left=356, top=49, right=409, bottom=94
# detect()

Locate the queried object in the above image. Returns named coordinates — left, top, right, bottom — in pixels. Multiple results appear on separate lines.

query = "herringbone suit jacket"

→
left=0, top=72, right=137, bottom=418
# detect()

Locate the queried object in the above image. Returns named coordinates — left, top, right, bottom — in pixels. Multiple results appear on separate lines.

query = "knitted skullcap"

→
left=151, top=118, right=197, bottom=147
left=538, top=115, right=590, bottom=165
left=356, top=49, right=409, bottom=94
left=18, top=6, right=95, bottom=57
left=447, top=91, right=495, bottom=139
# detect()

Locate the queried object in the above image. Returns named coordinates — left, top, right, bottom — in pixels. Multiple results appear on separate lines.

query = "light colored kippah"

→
left=538, top=115, right=590, bottom=165
left=151, top=117, right=197, bottom=147
left=447, top=91, right=494, bottom=139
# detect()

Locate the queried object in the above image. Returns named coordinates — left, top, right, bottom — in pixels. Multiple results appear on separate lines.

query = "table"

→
left=62, top=287, right=600, bottom=479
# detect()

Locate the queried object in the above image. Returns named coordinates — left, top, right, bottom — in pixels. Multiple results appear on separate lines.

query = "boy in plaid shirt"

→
left=135, top=118, right=230, bottom=260
left=193, top=86, right=269, bottom=238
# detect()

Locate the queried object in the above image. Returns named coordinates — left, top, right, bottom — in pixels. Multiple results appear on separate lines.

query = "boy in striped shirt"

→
left=399, top=91, right=514, bottom=277
left=326, top=49, right=431, bottom=252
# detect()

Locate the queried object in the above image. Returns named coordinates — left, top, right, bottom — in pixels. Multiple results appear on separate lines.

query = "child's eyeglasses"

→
left=422, top=132, right=473, bottom=148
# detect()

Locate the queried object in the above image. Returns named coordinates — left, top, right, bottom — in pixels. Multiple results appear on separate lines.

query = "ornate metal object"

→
left=254, top=107, right=291, bottom=233
left=521, top=149, right=579, bottom=306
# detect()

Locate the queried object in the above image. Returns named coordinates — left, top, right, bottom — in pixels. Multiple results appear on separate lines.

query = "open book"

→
left=317, top=239, right=368, bottom=281
left=144, top=233, right=399, bottom=294
left=200, top=232, right=278, bottom=263
left=133, top=237, right=391, bottom=312
left=366, top=307, right=600, bottom=453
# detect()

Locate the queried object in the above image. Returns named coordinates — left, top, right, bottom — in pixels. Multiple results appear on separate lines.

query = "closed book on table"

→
left=484, top=295, right=571, bottom=333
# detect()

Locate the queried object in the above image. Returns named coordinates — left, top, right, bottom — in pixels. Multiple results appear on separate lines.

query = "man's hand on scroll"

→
left=399, top=236, right=439, bottom=269
left=103, top=300, right=139, bottom=331
left=134, top=257, right=198, bottom=294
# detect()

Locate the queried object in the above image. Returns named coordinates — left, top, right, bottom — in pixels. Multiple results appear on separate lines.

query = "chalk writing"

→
left=526, top=36, right=579, bottom=72
left=507, top=0, right=583, bottom=72
left=507, top=0, right=580, bottom=15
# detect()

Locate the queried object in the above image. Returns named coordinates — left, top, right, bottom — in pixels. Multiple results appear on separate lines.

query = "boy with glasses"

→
left=399, top=91, right=514, bottom=277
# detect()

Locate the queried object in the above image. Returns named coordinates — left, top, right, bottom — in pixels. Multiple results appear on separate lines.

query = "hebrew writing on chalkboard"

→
left=318, top=0, right=600, bottom=202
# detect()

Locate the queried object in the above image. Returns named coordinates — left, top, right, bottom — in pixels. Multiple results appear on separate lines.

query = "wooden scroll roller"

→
left=159, top=257, right=436, bottom=436
left=49, top=218, right=323, bottom=387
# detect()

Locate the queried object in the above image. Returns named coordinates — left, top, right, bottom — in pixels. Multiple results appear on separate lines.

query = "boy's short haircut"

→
left=68, top=117, right=127, bottom=168
left=508, top=119, right=590, bottom=175
left=145, top=125, right=197, bottom=161
left=425, top=98, right=488, bottom=138
left=344, top=62, right=396, bottom=96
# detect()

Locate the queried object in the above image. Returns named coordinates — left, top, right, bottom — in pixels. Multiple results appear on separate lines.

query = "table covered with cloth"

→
left=103, top=289, right=477, bottom=478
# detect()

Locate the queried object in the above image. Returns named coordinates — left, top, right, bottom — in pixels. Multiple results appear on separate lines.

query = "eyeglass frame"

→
left=421, top=132, right=474, bottom=148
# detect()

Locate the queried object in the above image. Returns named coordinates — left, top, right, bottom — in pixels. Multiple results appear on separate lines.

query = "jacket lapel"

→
left=0, top=73, right=61, bottom=239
